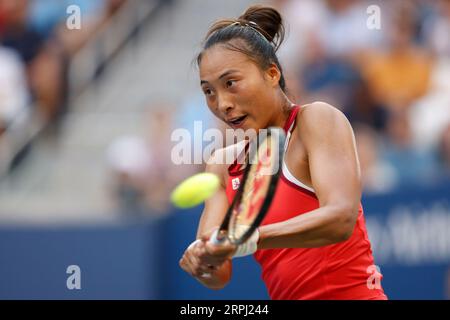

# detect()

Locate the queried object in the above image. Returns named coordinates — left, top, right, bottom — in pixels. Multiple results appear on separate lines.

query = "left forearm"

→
left=257, top=205, right=356, bottom=249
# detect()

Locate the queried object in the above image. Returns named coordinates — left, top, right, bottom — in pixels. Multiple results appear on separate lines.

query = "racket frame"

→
left=214, top=127, right=286, bottom=246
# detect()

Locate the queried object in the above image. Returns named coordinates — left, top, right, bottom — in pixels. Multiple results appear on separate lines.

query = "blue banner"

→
left=0, top=181, right=448, bottom=299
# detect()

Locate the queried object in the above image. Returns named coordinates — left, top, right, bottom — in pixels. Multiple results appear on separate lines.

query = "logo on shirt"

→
left=232, top=178, right=240, bottom=190
left=366, top=265, right=382, bottom=290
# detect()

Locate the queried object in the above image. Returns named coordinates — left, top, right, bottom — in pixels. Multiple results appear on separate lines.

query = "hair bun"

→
left=238, top=5, right=285, bottom=51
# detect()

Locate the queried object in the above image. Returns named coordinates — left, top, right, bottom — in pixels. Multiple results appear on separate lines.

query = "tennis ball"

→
left=171, top=172, right=220, bottom=208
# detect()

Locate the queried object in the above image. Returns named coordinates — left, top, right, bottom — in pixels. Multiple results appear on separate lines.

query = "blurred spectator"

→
left=300, top=51, right=370, bottom=116
left=274, top=0, right=388, bottom=128
left=346, top=78, right=388, bottom=131
left=106, top=104, right=177, bottom=216
left=354, top=123, right=397, bottom=193
left=0, top=46, right=29, bottom=130
left=297, top=34, right=388, bottom=131
left=0, top=0, right=42, bottom=63
left=275, top=0, right=386, bottom=69
left=279, top=2, right=352, bottom=109
left=408, top=59, right=450, bottom=151
left=54, top=0, right=127, bottom=57
left=300, top=52, right=364, bottom=114
left=318, top=0, right=386, bottom=57
left=422, top=0, right=450, bottom=57
left=144, top=103, right=182, bottom=214
left=0, top=0, right=66, bottom=122
left=1, top=0, right=129, bottom=125
left=0, top=46, right=29, bottom=174
left=381, top=110, right=439, bottom=187
left=273, top=0, right=328, bottom=73
left=438, top=124, right=450, bottom=177
left=360, top=3, right=433, bottom=112
left=106, top=134, right=152, bottom=217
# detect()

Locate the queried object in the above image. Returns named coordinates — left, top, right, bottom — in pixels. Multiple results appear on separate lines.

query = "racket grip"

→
left=208, top=229, right=225, bottom=246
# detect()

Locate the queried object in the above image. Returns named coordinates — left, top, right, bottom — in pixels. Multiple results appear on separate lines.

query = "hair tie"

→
left=215, top=20, right=273, bottom=46
left=247, top=21, right=259, bottom=28
left=245, top=21, right=272, bottom=45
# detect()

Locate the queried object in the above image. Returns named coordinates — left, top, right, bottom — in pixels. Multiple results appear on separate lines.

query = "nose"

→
left=217, top=92, right=234, bottom=115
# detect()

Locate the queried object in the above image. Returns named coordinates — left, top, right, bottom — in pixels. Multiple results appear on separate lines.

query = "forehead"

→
left=199, top=44, right=258, bottom=81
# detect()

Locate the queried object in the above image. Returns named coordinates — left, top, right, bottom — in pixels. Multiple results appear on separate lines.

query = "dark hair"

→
left=197, top=5, right=287, bottom=93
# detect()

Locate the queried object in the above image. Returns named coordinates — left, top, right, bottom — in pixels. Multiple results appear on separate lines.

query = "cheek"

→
left=239, top=80, right=269, bottom=112
left=206, top=101, right=222, bottom=118
left=235, top=79, right=263, bottom=105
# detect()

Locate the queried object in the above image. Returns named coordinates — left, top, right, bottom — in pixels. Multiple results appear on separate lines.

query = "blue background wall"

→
left=361, top=182, right=450, bottom=300
left=0, top=182, right=449, bottom=299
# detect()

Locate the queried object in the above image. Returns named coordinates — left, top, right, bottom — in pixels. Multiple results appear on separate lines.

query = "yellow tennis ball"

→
left=171, top=172, right=220, bottom=208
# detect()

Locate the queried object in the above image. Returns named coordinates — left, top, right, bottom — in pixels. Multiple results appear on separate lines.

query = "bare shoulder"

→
left=296, top=101, right=353, bottom=139
left=298, top=101, right=350, bottom=127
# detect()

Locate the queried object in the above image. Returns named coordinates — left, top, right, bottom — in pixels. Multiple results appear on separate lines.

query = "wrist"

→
left=232, top=227, right=260, bottom=258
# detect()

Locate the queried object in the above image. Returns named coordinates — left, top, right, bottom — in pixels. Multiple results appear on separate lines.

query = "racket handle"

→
left=208, top=229, right=225, bottom=246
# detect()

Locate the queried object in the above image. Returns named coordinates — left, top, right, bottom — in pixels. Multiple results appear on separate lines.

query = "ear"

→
left=264, top=63, right=281, bottom=88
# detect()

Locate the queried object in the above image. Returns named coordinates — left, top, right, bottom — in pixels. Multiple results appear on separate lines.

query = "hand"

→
left=179, top=239, right=218, bottom=279
left=199, top=228, right=237, bottom=267
left=179, top=228, right=237, bottom=279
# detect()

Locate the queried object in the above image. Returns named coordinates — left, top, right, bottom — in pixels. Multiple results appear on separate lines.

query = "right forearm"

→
left=196, top=259, right=232, bottom=290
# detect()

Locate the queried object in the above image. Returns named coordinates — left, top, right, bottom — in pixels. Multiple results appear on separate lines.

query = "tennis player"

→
left=179, top=5, right=387, bottom=300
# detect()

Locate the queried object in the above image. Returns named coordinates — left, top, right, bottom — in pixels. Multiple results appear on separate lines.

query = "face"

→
left=199, top=43, right=281, bottom=131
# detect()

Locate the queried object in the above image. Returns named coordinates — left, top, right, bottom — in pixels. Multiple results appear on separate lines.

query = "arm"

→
left=258, top=102, right=361, bottom=249
left=179, top=148, right=234, bottom=289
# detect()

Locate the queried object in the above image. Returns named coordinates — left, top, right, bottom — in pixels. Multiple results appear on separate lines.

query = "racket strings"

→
left=230, top=137, right=275, bottom=239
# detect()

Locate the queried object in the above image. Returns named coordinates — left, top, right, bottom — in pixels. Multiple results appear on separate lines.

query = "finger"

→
left=179, top=256, right=193, bottom=275
left=198, top=253, right=229, bottom=268
left=193, top=239, right=233, bottom=266
left=186, top=251, right=200, bottom=267
left=181, top=242, right=212, bottom=278
left=195, top=241, right=222, bottom=264
left=186, top=249, right=219, bottom=275
left=184, top=241, right=204, bottom=263
left=188, top=239, right=202, bottom=251
left=205, top=240, right=236, bottom=258
left=188, top=256, right=212, bottom=278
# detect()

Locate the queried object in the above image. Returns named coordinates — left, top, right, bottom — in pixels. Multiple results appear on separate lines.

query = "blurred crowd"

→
left=0, top=0, right=127, bottom=163
left=272, top=0, right=450, bottom=194
left=1, top=0, right=449, bottom=216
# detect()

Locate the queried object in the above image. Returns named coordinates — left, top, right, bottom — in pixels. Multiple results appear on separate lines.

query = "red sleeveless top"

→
left=225, top=105, right=387, bottom=300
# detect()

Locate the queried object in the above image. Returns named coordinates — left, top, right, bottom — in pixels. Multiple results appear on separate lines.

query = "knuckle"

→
left=193, top=268, right=204, bottom=277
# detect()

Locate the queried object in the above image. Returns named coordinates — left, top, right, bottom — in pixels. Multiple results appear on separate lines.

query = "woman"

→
left=179, top=5, right=387, bottom=300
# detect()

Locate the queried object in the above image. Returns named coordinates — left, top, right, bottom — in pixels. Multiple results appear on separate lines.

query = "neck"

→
left=268, top=92, right=294, bottom=128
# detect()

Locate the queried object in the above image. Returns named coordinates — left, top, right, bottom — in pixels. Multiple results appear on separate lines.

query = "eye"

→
left=203, top=87, right=213, bottom=96
left=226, top=80, right=236, bottom=88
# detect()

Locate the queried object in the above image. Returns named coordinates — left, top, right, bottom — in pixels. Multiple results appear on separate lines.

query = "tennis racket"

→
left=209, top=126, right=286, bottom=246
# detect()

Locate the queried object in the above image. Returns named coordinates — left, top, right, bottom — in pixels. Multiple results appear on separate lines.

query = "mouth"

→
left=227, top=115, right=248, bottom=128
